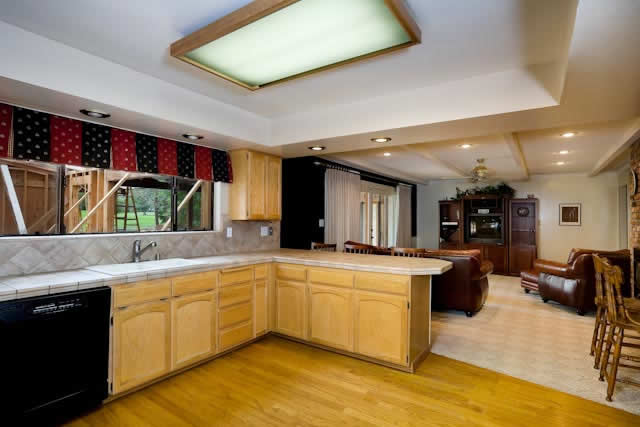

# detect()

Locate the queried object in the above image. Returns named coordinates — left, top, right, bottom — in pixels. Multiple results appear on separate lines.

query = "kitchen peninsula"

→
left=0, top=249, right=451, bottom=399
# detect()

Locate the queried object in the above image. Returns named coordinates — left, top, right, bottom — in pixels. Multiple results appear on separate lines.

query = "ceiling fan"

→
left=469, top=158, right=491, bottom=183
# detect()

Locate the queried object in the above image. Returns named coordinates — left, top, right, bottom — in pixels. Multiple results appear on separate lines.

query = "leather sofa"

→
left=520, top=248, right=631, bottom=315
left=423, top=249, right=494, bottom=317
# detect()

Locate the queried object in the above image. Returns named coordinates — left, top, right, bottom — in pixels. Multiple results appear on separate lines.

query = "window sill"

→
left=0, top=230, right=223, bottom=242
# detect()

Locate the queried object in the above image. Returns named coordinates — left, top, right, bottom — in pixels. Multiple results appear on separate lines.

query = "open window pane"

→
left=175, top=178, right=212, bottom=231
left=64, top=167, right=172, bottom=234
left=0, top=158, right=60, bottom=235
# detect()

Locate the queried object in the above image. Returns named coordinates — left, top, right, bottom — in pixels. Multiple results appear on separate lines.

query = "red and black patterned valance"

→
left=0, top=103, right=233, bottom=183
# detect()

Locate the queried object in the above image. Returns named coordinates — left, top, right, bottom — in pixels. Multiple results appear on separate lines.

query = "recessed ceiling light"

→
left=371, top=137, right=392, bottom=143
left=459, top=144, right=473, bottom=149
left=182, top=133, right=204, bottom=140
left=309, top=146, right=325, bottom=151
left=561, top=132, right=576, bottom=138
left=556, top=161, right=566, bottom=165
left=383, top=152, right=391, bottom=157
left=170, top=0, right=421, bottom=90
left=559, top=150, right=569, bottom=155
left=80, top=109, right=110, bottom=119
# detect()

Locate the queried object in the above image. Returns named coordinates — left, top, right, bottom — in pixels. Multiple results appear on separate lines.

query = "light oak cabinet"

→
left=112, top=301, right=172, bottom=393
left=229, top=149, right=282, bottom=220
left=171, top=291, right=217, bottom=370
left=354, top=291, right=408, bottom=366
left=275, top=280, right=306, bottom=339
left=255, top=279, right=267, bottom=336
left=308, top=284, right=353, bottom=351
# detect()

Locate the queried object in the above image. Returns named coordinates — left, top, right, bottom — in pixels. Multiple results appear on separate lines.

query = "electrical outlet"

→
left=226, top=227, right=232, bottom=238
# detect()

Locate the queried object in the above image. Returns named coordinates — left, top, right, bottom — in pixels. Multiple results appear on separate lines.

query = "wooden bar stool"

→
left=597, top=256, right=640, bottom=401
left=391, top=247, right=425, bottom=257
left=591, top=255, right=640, bottom=369
left=310, top=242, right=337, bottom=252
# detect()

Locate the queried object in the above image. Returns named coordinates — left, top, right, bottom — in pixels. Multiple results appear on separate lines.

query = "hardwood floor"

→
left=67, top=336, right=639, bottom=426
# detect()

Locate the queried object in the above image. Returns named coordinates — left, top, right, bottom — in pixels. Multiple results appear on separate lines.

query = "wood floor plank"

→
left=65, top=336, right=639, bottom=427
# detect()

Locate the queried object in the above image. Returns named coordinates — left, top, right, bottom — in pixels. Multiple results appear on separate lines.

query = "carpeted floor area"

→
left=431, top=274, right=640, bottom=415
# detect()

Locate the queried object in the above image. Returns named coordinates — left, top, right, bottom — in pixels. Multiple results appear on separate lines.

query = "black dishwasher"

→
left=0, top=287, right=111, bottom=424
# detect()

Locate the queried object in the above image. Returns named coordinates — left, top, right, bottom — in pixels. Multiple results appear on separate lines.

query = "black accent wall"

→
left=281, top=157, right=417, bottom=250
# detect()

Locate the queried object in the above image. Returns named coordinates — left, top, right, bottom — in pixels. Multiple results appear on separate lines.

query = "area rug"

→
left=431, top=274, right=640, bottom=415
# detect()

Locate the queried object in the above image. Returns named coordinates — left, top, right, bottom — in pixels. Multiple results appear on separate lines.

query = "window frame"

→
left=0, top=159, right=218, bottom=237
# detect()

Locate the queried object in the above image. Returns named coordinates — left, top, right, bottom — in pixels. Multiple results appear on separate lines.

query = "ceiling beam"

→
left=590, top=117, right=640, bottom=176
left=503, top=133, right=529, bottom=180
left=322, top=155, right=425, bottom=184
left=399, top=145, right=468, bottom=178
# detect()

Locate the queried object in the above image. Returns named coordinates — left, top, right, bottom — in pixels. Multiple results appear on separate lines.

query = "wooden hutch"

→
left=439, top=196, right=538, bottom=276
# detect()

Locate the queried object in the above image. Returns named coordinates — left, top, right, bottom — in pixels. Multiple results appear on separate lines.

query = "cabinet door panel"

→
left=219, top=321, right=253, bottom=352
left=354, top=291, right=408, bottom=366
left=275, top=280, right=306, bottom=339
left=255, top=280, right=267, bottom=335
left=486, top=245, right=507, bottom=274
left=113, top=301, right=171, bottom=393
left=309, top=285, right=353, bottom=351
left=172, top=291, right=216, bottom=370
left=266, top=155, right=281, bottom=220
left=248, top=151, right=266, bottom=219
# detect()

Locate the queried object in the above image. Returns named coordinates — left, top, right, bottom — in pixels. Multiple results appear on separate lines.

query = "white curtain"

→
left=395, top=184, right=412, bottom=248
left=325, top=169, right=361, bottom=251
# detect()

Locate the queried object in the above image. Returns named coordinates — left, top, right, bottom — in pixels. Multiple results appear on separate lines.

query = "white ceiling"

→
left=0, top=0, right=571, bottom=118
left=0, top=0, right=639, bottom=181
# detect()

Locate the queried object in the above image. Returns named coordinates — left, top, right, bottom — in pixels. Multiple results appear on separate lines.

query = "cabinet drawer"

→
left=219, top=321, right=253, bottom=351
left=220, top=267, right=253, bottom=286
left=308, top=268, right=353, bottom=288
left=355, top=272, right=409, bottom=296
left=172, top=271, right=217, bottom=296
left=219, top=283, right=252, bottom=308
left=276, top=264, right=306, bottom=282
left=113, top=278, right=172, bottom=308
left=254, top=264, right=268, bottom=280
left=219, top=302, right=252, bottom=329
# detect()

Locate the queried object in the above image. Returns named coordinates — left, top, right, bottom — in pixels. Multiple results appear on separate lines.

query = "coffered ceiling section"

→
left=0, top=0, right=579, bottom=146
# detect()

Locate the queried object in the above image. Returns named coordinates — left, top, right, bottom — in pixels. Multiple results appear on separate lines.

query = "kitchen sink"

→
left=86, top=258, right=205, bottom=276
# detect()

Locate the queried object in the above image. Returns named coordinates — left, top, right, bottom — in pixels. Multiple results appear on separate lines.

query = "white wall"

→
left=417, top=173, right=621, bottom=263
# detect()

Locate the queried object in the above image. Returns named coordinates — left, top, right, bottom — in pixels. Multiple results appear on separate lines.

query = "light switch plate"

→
left=260, top=226, right=269, bottom=237
left=319, top=219, right=325, bottom=228
left=226, top=227, right=232, bottom=238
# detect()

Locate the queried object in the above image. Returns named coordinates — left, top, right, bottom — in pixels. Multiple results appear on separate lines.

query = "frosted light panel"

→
left=184, top=0, right=412, bottom=88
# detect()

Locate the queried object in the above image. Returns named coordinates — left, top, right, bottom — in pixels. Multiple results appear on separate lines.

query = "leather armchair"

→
left=424, top=249, right=493, bottom=317
left=520, top=248, right=631, bottom=314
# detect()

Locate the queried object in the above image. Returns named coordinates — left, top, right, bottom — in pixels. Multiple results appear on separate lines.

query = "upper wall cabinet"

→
left=230, top=150, right=282, bottom=220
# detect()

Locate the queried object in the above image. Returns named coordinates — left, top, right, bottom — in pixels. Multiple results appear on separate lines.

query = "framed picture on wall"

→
left=559, top=203, right=581, bottom=226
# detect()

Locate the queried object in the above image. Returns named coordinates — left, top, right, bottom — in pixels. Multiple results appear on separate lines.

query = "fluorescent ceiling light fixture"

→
left=459, top=144, right=472, bottom=149
left=371, top=137, right=392, bottom=143
left=559, top=150, right=569, bottom=155
left=171, top=0, right=421, bottom=90
left=383, top=152, right=391, bottom=157
left=561, top=132, right=576, bottom=138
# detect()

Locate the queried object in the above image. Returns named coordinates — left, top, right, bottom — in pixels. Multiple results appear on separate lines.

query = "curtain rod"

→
left=311, top=157, right=413, bottom=187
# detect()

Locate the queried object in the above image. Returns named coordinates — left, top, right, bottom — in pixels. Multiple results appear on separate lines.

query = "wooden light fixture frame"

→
left=170, top=0, right=421, bottom=91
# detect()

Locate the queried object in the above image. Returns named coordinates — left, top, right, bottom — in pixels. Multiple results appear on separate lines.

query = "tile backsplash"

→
left=0, top=218, right=280, bottom=277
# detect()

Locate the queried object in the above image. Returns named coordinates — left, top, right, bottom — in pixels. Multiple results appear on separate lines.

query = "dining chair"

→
left=391, top=247, right=425, bottom=257
left=310, top=242, right=337, bottom=252
left=597, top=255, right=640, bottom=401
left=344, top=242, right=374, bottom=254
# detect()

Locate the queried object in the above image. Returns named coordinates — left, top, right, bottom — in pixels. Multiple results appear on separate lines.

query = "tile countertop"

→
left=0, top=249, right=452, bottom=302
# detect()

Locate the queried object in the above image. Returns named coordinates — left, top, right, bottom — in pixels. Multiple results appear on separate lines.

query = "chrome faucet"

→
left=133, top=240, right=158, bottom=263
